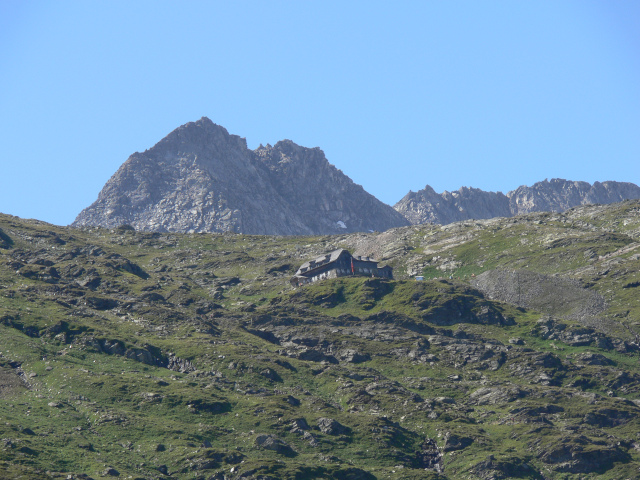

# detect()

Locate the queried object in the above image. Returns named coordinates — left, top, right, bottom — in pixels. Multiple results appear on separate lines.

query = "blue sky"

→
left=1, top=1, right=639, bottom=226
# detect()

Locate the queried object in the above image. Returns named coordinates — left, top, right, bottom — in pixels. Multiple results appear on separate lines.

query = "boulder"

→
left=100, top=467, right=119, bottom=477
left=254, top=434, right=295, bottom=456
left=338, top=349, right=370, bottom=363
left=442, top=432, right=473, bottom=452
left=469, top=386, right=528, bottom=405
left=317, top=417, right=349, bottom=436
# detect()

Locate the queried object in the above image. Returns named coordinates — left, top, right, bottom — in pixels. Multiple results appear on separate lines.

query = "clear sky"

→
left=1, top=1, right=639, bottom=226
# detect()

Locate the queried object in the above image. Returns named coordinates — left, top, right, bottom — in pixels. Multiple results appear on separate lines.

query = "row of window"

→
left=336, top=267, right=374, bottom=275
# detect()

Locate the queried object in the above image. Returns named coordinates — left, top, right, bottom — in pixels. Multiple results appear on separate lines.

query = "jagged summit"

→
left=507, top=178, right=640, bottom=215
left=72, top=117, right=640, bottom=232
left=395, top=178, right=640, bottom=225
left=147, top=117, right=242, bottom=153
left=72, top=119, right=409, bottom=235
left=396, top=185, right=510, bottom=226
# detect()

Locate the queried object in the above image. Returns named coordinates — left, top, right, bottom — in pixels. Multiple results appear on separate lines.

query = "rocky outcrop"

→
left=470, top=455, right=540, bottom=479
left=254, top=434, right=296, bottom=456
left=536, top=436, right=630, bottom=473
left=73, top=118, right=409, bottom=235
left=415, top=438, right=443, bottom=472
left=317, top=417, right=349, bottom=436
left=395, top=179, right=640, bottom=225
left=395, top=185, right=511, bottom=225
left=0, top=227, right=12, bottom=249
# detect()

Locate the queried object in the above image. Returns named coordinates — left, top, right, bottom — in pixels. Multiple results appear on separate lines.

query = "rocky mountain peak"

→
left=71, top=118, right=639, bottom=232
left=73, top=119, right=409, bottom=235
left=150, top=117, right=248, bottom=157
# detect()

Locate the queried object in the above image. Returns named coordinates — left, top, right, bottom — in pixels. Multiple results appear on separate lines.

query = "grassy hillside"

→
left=0, top=201, right=639, bottom=479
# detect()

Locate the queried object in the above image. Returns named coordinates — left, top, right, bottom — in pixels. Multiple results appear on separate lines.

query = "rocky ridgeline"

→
left=395, top=178, right=640, bottom=225
left=73, top=118, right=409, bottom=235
left=73, top=117, right=639, bottom=233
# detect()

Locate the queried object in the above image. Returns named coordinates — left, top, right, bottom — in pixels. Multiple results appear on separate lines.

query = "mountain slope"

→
left=2, top=200, right=640, bottom=479
left=72, top=118, right=409, bottom=235
left=395, top=179, right=640, bottom=225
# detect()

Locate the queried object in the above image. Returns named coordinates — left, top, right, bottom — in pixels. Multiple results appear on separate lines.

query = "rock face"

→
left=395, top=178, right=640, bottom=225
left=471, top=269, right=606, bottom=321
left=73, top=118, right=409, bottom=235
left=395, top=185, right=511, bottom=226
left=72, top=118, right=640, bottom=231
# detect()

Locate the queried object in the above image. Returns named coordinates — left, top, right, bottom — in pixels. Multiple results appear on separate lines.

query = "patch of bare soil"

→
left=0, top=365, right=27, bottom=397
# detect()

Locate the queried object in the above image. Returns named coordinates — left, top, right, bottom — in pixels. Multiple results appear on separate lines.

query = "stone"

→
left=285, top=395, right=301, bottom=406
left=259, top=368, right=281, bottom=382
left=442, top=432, right=473, bottom=452
left=302, top=431, right=319, bottom=447
left=338, top=349, right=370, bottom=363
left=100, top=467, right=119, bottom=477
left=254, top=434, right=295, bottom=455
left=317, top=417, right=348, bottom=435
left=290, top=418, right=310, bottom=433
left=469, top=387, right=527, bottom=405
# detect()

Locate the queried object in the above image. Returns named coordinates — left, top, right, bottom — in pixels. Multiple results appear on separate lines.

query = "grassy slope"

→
left=0, top=201, right=639, bottom=479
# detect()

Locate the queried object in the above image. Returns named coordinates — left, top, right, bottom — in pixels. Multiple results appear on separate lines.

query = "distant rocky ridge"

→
left=73, top=118, right=410, bottom=235
left=394, top=179, right=640, bottom=225
left=73, top=117, right=640, bottom=233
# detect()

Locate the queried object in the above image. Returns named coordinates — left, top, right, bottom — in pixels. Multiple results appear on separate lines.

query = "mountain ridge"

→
left=73, top=117, right=640, bottom=233
left=395, top=178, right=640, bottom=225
